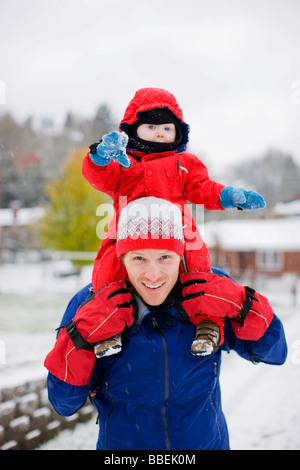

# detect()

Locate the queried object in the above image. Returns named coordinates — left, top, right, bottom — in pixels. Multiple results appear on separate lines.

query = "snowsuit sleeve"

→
left=82, top=152, right=122, bottom=198
left=222, top=315, right=288, bottom=365
left=181, top=153, right=225, bottom=210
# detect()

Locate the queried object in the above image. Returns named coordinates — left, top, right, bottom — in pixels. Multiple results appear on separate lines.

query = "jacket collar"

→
left=127, top=149, right=177, bottom=162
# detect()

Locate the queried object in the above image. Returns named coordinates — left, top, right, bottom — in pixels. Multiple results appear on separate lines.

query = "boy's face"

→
left=137, top=123, right=176, bottom=143
left=122, top=249, right=181, bottom=306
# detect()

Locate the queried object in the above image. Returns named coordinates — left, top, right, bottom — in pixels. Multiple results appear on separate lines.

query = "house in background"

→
left=0, top=205, right=45, bottom=261
left=203, top=216, right=300, bottom=280
left=273, top=198, right=300, bottom=217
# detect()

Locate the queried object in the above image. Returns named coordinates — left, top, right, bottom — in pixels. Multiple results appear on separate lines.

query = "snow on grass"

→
left=0, top=262, right=92, bottom=388
left=1, top=262, right=299, bottom=450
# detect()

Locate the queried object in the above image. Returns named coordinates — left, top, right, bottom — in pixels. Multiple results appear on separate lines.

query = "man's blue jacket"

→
left=47, top=270, right=287, bottom=450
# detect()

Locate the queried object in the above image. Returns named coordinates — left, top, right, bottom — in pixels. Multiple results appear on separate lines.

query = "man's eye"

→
left=161, top=255, right=170, bottom=260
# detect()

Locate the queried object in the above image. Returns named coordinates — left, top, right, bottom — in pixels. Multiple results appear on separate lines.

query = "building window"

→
left=256, top=251, right=283, bottom=271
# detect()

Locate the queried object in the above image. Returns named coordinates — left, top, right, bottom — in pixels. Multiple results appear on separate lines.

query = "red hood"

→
left=119, top=88, right=190, bottom=152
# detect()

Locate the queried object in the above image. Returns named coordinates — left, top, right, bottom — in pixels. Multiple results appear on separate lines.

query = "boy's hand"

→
left=220, top=186, right=266, bottom=210
left=89, top=131, right=131, bottom=168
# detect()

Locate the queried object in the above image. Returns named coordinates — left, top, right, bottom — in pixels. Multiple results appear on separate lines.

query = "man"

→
left=44, top=197, right=287, bottom=450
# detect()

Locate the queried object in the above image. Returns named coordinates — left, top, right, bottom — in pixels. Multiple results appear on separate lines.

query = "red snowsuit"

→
left=82, top=88, right=226, bottom=339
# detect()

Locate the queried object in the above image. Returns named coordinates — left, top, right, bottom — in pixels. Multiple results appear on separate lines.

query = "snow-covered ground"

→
left=0, top=261, right=93, bottom=389
left=0, top=261, right=299, bottom=450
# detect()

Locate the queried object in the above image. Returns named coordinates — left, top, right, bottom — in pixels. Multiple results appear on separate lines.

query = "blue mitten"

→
left=89, top=131, right=131, bottom=168
left=220, top=186, right=266, bottom=210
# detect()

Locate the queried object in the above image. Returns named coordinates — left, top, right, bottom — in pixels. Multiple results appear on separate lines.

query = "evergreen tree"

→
left=225, top=149, right=300, bottom=206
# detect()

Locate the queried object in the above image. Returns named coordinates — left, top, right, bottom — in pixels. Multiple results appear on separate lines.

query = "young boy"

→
left=82, top=87, right=265, bottom=356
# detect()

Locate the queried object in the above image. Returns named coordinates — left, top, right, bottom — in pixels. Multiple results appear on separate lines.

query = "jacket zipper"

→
left=104, top=381, right=114, bottom=450
left=151, top=316, right=172, bottom=450
left=210, top=360, right=221, bottom=440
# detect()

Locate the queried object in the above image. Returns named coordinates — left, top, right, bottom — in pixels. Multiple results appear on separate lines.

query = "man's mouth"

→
left=142, top=282, right=165, bottom=290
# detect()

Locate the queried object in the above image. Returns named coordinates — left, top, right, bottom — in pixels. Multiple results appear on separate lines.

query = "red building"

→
left=203, top=217, right=300, bottom=279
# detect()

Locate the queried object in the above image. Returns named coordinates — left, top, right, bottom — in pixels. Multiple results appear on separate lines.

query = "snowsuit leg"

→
left=183, top=238, right=212, bottom=272
left=92, top=238, right=129, bottom=291
left=183, top=228, right=225, bottom=346
left=89, top=239, right=132, bottom=345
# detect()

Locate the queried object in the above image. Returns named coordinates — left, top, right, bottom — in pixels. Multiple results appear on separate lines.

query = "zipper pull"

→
left=151, top=316, right=164, bottom=333
left=177, top=160, right=188, bottom=173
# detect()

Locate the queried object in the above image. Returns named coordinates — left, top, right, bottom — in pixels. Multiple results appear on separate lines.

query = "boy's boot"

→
left=191, top=321, right=220, bottom=356
left=94, top=333, right=123, bottom=358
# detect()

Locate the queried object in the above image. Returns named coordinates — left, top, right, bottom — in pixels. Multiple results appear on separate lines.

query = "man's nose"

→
left=145, top=264, right=161, bottom=282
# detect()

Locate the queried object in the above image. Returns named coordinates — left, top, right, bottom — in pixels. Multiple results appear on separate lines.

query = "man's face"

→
left=122, top=249, right=181, bottom=306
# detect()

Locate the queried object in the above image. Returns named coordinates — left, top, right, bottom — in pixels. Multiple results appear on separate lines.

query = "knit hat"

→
left=125, top=107, right=183, bottom=154
left=116, top=197, right=185, bottom=258
left=135, top=108, right=181, bottom=128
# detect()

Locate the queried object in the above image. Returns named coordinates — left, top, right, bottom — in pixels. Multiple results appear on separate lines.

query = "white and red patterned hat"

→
left=116, top=197, right=185, bottom=258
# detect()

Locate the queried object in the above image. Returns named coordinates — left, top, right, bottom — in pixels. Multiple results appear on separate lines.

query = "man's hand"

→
left=44, top=280, right=137, bottom=386
left=175, top=272, right=273, bottom=341
left=71, top=280, right=137, bottom=345
left=89, top=131, right=131, bottom=168
left=175, top=271, right=247, bottom=319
